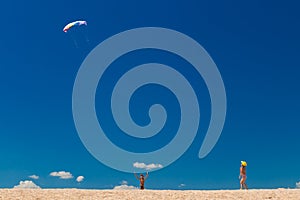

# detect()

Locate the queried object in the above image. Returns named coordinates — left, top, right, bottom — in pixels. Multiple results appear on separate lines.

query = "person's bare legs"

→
left=240, top=177, right=246, bottom=189
left=243, top=182, right=248, bottom=190
left=240, top=180, right=243, bottom=189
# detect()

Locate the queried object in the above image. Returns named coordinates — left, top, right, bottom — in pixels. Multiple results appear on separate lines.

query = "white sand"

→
left=0, top=188, right=299, bottom=200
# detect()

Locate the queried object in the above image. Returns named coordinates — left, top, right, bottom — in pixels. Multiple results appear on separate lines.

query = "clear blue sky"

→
left=0, top=0, right=299, bottom=189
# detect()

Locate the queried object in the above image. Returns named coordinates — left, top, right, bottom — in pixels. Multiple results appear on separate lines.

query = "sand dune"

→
left=0, top=188, right=299, bottom=200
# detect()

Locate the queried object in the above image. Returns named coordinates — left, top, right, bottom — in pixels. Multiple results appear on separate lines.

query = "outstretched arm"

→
left=134, top=172, right=139, bottom=180
left=145, top=172, right=149, bottom=180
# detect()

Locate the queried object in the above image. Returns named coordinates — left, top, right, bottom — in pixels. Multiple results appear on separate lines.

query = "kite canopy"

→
left=63, top=20, right=87, bottom=32
left=241, top=161, right=247, bottom=167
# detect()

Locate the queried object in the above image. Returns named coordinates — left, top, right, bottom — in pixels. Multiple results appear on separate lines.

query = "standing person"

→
left=239, top=161, right=248, bottom=190
left=134, top=172, right=149, bottom=190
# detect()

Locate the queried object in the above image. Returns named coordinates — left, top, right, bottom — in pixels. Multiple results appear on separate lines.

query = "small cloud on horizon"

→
left=113, top=184, right=137, bottom=190
left=29, top=175, right=39, bottom=180
left=76, top=176, right=84, bottom=183
left=113, top=180, right=137, bottom=190
left=50, top=171, right=73, bottom=179
left=296, top=181, right=300, bottom=188
left=121, top=180, right=128, bottom=185
left=133, top=162, right=163, bottom=170
left=13, top=180, right=40, bottom=189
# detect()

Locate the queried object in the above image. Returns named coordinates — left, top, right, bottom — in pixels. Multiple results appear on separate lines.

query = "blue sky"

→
left=0, top=0, right=300, bottom=189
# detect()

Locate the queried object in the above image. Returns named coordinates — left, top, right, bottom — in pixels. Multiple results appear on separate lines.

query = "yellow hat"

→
left=241, top=161, right=247, bottom=167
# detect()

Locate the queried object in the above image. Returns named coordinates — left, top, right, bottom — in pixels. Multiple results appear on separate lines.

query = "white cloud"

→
left=50, top=171, right=73, bottom=179
left=113, top=185, right=137, bottom=190
left=29, top=175, right=39, bottom=180
left=296, top=181, right=300, bottom=188
left=113, top=180, right=137, bottom=190
left=178, top=183, right=186, bottom=188
left=76, top=176, right=84, bottom=183
left=113, top=184, right=137, bottom=190
left=133, top=162, right=163, bottom=170
left=13, top=180, right=40, bottom=189
left=121, top=180, right=128, bottom=185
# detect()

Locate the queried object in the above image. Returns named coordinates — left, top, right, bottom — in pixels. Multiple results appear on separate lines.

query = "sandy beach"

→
left=0, top=189, right=299, bottom=200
